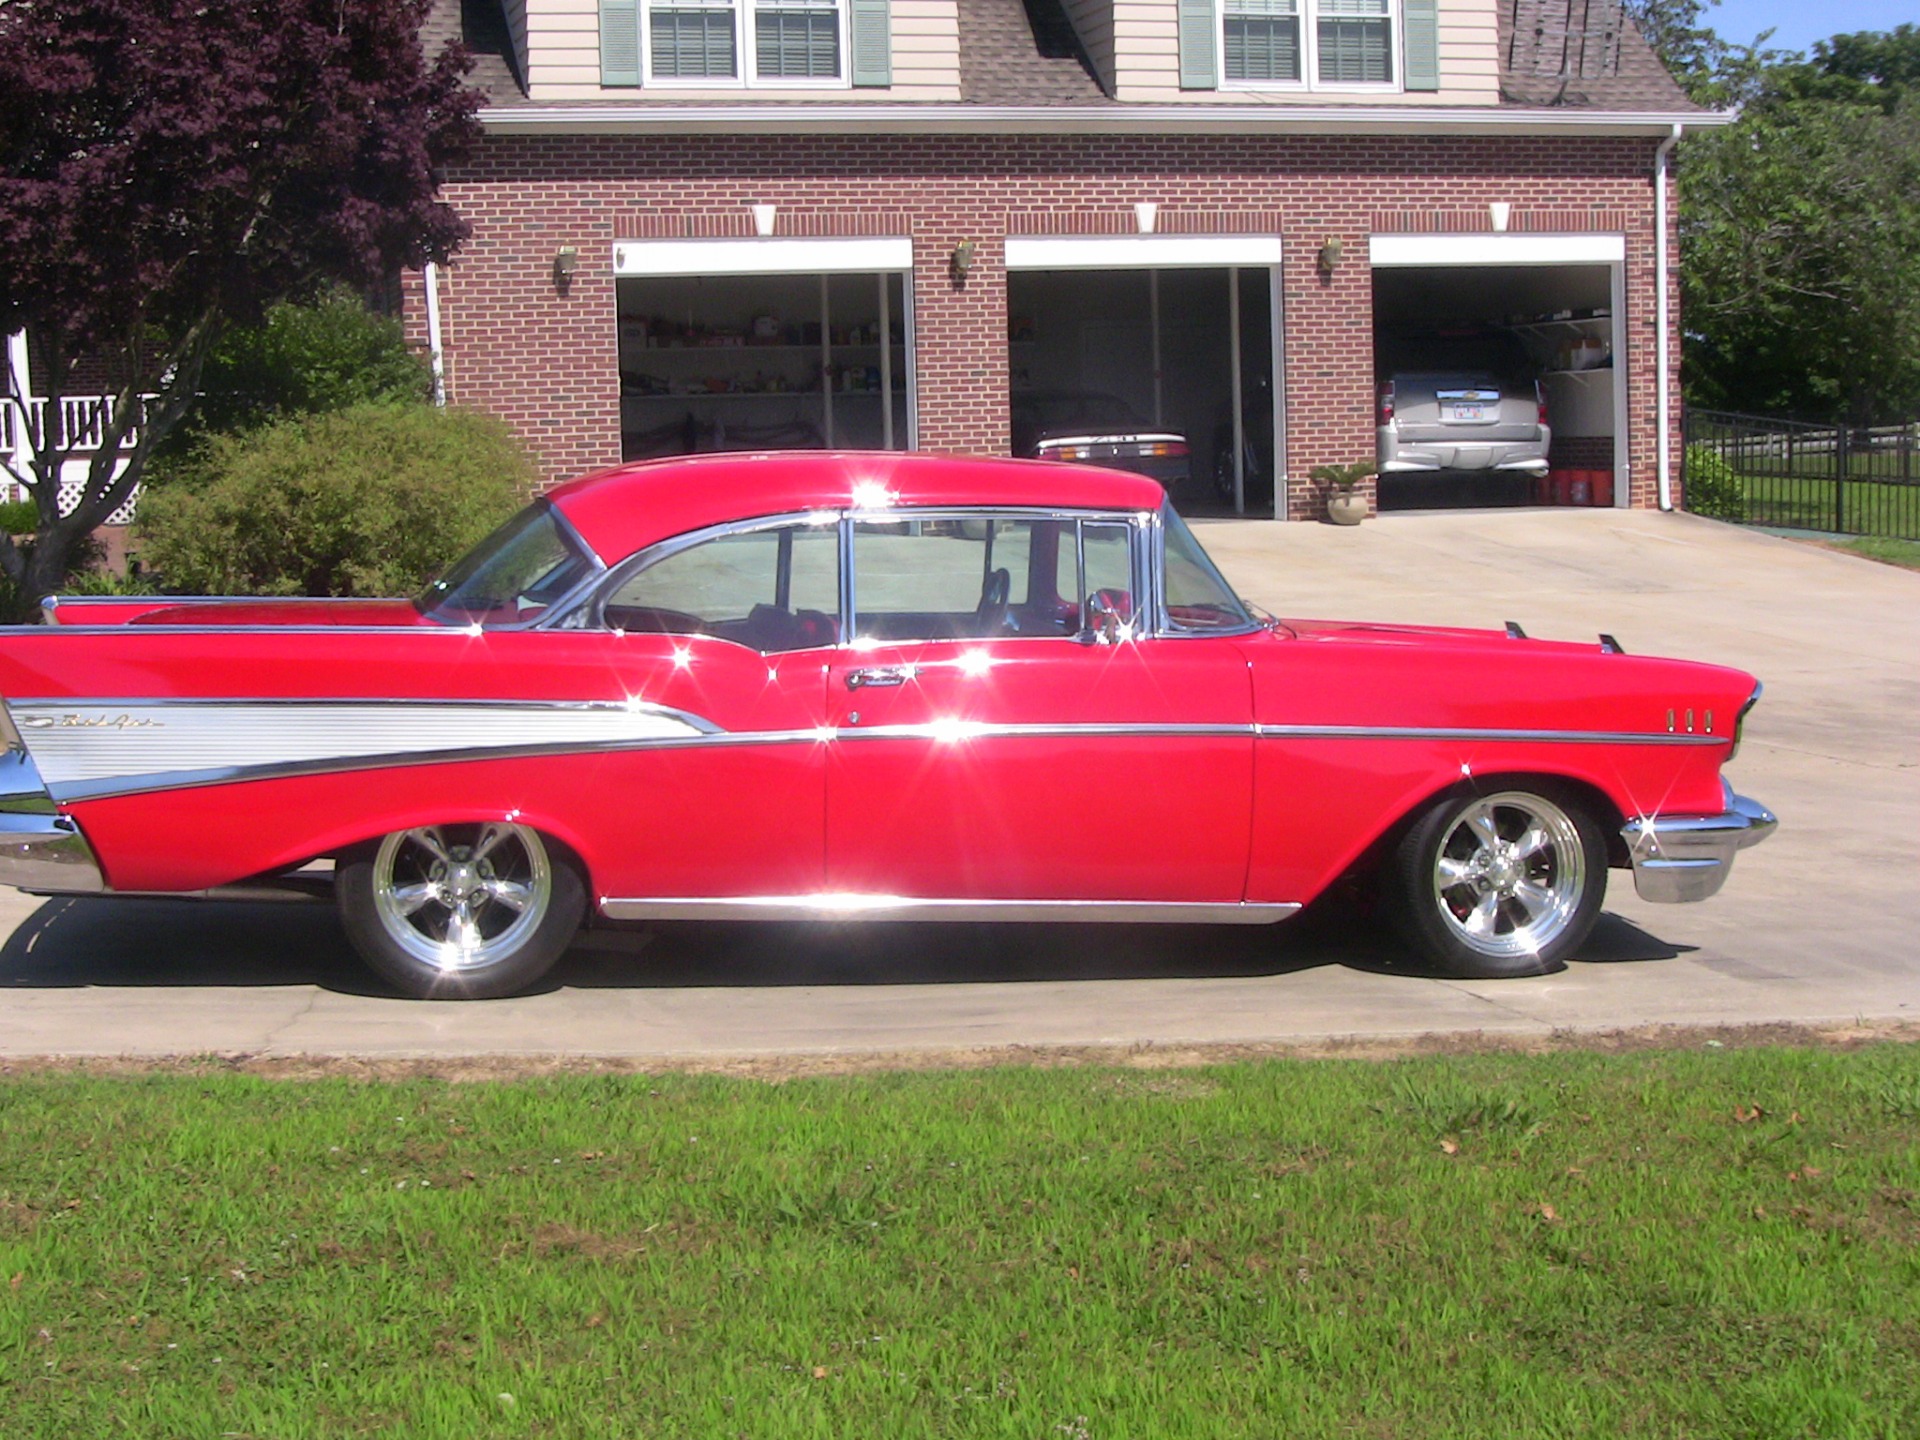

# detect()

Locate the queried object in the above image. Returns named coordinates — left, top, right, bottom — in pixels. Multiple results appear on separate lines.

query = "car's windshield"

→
left=1160, top=507, right=1255, bottom=632
left=416, top=502, right=599, bottom=626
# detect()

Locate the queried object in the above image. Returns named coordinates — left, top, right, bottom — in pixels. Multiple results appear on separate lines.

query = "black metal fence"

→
left=1683, top=410, right=1920, bottom=539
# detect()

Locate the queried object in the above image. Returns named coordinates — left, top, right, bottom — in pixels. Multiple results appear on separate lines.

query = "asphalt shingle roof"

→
left=440, top=0, right=1704, bottom=114
left=1499, top=0, right=1704, bottom=110
left=957, top=0, right=1107, bottom=104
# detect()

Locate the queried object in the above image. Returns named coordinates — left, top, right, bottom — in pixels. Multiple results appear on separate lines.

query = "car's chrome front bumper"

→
left=0, top=749, right=104, bottom=894
left=1620, top=787, right=1777, bottom=904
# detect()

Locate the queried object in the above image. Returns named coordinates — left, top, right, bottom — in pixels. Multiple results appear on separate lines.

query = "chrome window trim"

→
left=0, top=624, right=511, bottom=639
left=576, top=510, right=843, bottom=636
left=844, top=507, right=1148, bottom=646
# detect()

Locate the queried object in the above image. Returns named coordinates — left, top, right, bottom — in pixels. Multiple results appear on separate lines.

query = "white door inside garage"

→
left=1005, top=235, right=1284, bottom=517
left=612, top=237, right=914, bottom=462
left=1370, top=233, right=1626, bottom=510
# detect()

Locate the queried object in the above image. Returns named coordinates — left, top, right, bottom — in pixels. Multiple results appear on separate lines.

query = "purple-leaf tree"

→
left=0, top=0, right=481, bottom=603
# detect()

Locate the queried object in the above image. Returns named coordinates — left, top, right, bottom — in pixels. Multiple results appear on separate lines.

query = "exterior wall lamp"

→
left=950, top=239, right=976, bottom=284
left=553, top=246, right=580, bottom=286
left=1317, top=236, right=1343, bottom=274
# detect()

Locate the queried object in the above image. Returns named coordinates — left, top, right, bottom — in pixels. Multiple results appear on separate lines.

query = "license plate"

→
left=1447, top=404, right=1486, bottom=422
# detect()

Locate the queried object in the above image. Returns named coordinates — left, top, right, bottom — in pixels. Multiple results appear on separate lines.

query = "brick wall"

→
left=418, top=131, right=1678, bottom=519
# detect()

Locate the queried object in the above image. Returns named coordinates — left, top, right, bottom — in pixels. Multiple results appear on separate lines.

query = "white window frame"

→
left=1218, top=0, right=1401, bottom=94
left=640, top=0, right=851, bottom=89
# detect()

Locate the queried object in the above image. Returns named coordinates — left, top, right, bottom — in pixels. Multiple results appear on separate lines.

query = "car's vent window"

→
left=1161, top=508, right=1254, bottom=632
left=604, top=523, right=839, bottom=652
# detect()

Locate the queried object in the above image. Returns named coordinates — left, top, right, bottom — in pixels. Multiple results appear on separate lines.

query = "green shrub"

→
left=189, top=290, right=430, bottom=438
left=0, top=499, right=37, bottom=536
left=1683, top=444, right=1745, bottom=520
left=135, top=404, right=535, bottom=597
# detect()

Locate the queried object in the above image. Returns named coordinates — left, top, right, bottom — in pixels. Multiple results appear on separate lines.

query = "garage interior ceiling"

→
left=1372, top=264, right=1611, bottom=325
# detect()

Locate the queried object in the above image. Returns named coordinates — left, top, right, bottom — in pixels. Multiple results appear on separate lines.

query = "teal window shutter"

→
left=850, top=0, right=891, bottom=87
left=601, top=0, right=641, bottom=86
left=1179, top=0, right=1218, bottom=89
left=1402, top=0, right=1440, bottom=91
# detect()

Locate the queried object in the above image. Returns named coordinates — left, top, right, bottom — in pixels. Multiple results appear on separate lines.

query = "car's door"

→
left=564, top=517, right=838, bottom=901
left=824, top=511, right=1254, bottom=904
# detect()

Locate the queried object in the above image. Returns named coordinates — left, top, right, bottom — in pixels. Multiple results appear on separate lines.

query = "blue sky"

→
left=1705, top=0, right=1914, bottom=57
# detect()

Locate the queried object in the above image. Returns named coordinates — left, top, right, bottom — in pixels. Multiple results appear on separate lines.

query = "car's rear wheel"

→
left=338, top=822, right=585, bottom=999
left=1385, top=787, right=1607, bottom=978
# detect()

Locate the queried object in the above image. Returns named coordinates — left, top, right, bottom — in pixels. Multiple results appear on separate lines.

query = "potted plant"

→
left=1310, top=460, right=1376, bottom=525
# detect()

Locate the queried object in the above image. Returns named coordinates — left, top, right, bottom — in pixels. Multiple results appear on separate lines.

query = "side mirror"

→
left=1078, top=590, right=1129, bottom=646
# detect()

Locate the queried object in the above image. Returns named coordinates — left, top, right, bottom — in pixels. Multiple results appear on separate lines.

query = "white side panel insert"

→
left=14, top=699, right=718, bottom=801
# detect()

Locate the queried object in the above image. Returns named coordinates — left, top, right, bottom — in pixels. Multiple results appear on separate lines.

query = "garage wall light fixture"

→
left=950, top=240, right=976, bottom=284
left=1316, top=236, right=1342, bottom=274
left=552, top=246, right=579, bottom=285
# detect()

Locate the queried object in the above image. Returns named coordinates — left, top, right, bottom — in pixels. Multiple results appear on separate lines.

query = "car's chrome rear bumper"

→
left=0, top=749, right=104, bottom=894
left=1620, top=788, right=1777, bottom=903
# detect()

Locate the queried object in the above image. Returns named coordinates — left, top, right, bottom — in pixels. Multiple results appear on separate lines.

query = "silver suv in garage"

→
left=1377, top=330, right=1550, bottom=477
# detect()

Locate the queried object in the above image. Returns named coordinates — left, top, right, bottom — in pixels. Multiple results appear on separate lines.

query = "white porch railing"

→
left=1, top=394, right=145, bottom=524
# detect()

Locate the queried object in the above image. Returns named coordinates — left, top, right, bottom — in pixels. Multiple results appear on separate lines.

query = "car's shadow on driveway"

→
left=0, top=895, right=1691, bottom=997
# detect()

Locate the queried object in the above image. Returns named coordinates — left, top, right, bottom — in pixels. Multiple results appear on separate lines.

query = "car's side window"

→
left=603, top=523, right=839, bottom=653
left=853, top=516, right=1092, bottom=642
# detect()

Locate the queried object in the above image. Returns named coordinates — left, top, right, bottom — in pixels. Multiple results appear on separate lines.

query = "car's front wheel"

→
left=338, top=822, right=585, bottom=998
left=1385, top=787, right=1607, bottom=978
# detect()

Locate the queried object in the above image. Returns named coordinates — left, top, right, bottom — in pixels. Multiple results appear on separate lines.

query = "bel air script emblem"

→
left=47, top=713, right=163, bottom=731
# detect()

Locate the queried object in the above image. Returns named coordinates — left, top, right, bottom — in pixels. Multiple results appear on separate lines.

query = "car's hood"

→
left=128, top=598, right=430, bottom=627
left=1275, top=617, right=1611, bottom=656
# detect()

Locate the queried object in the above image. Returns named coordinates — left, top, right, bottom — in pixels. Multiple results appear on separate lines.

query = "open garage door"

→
left=1005, top=235, right=1283, bottom=518
left=1370, top=233, right=1625, bottom=512
left=613, top=237, right=914, bottom=462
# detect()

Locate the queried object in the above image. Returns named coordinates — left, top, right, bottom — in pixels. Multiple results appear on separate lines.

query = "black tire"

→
left=337, top=822, right=586, bottom=999
left=1384, top=785, right=1607, bottom=978
left=1210, top=434, right=1238, bottom=502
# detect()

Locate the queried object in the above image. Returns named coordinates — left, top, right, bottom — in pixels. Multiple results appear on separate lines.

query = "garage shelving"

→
left=616, top=271, right=912, bottom=457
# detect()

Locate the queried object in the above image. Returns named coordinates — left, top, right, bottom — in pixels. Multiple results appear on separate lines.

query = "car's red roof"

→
left=546, top=451, right=1167, bottom=563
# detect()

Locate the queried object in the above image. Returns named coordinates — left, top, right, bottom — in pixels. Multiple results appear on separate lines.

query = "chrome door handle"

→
left=845, top=665, right=914, bottom=690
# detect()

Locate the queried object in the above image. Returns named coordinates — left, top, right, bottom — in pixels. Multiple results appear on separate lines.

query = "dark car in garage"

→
left=1011, top=390, right=1192, bottom=491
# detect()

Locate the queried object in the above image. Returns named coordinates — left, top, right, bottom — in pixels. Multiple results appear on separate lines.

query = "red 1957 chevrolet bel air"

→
left=0, top=451, right=1773, bottom=998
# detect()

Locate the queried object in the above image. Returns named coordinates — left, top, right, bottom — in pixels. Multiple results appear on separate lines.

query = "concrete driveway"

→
left=1, top=507, right=1914, bottom=1059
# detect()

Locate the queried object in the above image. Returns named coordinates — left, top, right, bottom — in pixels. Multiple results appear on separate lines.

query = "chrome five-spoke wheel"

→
left=339, top=822, right=586, bottom=999
left=1388, top=786, right=1608, bottom=978
left=373, top=824, right=551, bottom=969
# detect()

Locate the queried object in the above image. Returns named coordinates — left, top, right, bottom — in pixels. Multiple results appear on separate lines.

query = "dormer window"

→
left=1183, top=0, right=1437, bottom=93
left=602, top=0, right=891, bottom=88
left=644, top=0, right=844, bottom=83
left=1222, top=0, right=1395, bottom=88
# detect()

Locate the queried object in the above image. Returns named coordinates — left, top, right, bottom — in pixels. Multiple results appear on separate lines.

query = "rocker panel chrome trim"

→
left=598, top=895, right=1302, bottom=924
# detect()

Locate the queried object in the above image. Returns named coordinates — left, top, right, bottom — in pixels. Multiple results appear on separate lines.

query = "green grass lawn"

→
left=1826, top=535, right=1920, bottom=570
left=1694, top=470, right=1920, bottom=538
left=3, top=1045, right=1918, bottom=1437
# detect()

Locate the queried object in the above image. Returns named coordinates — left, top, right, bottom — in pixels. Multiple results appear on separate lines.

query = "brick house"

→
left=413, top=0, right=1715, bottom=519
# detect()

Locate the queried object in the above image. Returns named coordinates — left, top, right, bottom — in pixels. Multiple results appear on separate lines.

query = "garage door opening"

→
left=616, top=269, right=912, bottom=461
left=1004, top=238, right=1281, bottom=517
left=1370, top=256, right=1621, bottom=512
